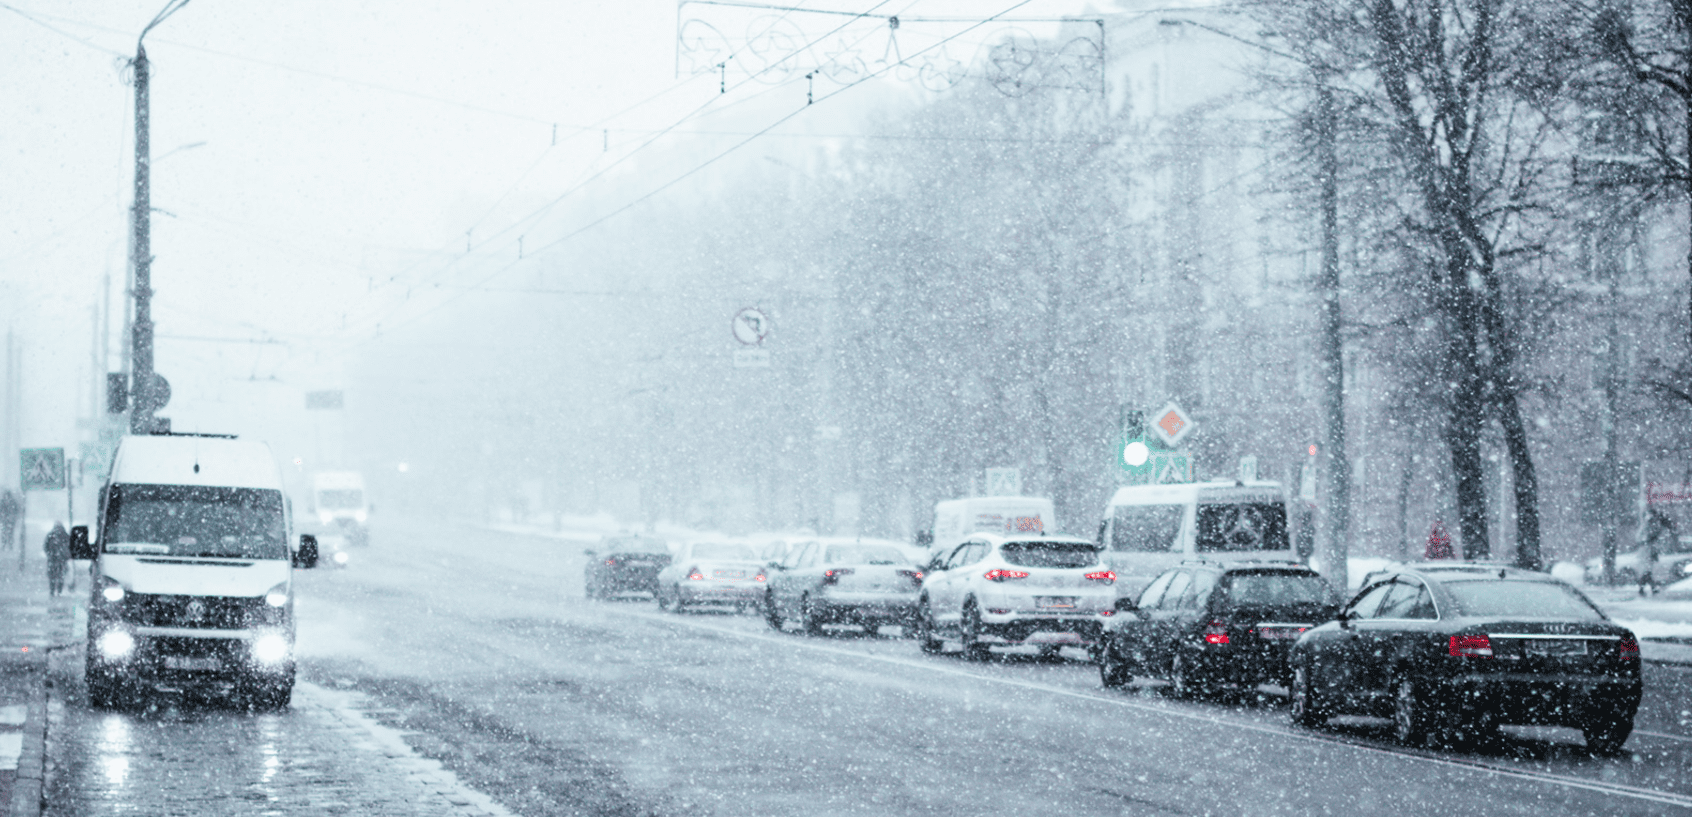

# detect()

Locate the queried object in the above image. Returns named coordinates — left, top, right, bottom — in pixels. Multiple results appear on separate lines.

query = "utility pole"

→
left=1315, top=81, right=1350, bottom=589
left=128, top=0, right=189, bottom=434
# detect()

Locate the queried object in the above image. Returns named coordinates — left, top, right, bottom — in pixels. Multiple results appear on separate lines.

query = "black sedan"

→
left=583, top=535, right=671, bottom=599
left=1288, top=565, right=1642, bottom=754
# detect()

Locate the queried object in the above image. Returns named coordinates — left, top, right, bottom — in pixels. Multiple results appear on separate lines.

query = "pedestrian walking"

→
left=1425, top=520, right=1454, bottom=560
left=44, top=521, right=70, bottom=595
left=0, top=489, right=19, bottom=552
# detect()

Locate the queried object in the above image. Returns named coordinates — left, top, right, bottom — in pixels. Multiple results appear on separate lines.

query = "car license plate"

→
left=1526, top=639, right=1587, bottom=656
left=712, top=569, right=746, bottom=580
left=1257, top=627, right=1304, bottom=640
left=163, top=656, right=221, bottom=671
left=1035, top=596, right=1077, bottom=609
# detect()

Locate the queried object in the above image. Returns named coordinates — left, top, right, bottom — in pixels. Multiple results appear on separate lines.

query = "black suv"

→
left=583, top=535, right=671, bottom=599
left=1099, top=561, right=1338, bottom=697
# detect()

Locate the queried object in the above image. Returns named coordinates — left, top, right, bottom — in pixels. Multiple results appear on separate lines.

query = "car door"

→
left=923, top=543, right=970, bottom=628
left=1141, top=570, right=1192, bottom=671
left=1357, top=578, right=1439, bottom=699
left=1115, top=570, right=1176, bottom=666
left=1309, top=580, right=1396, bottom=711
left=774, top=543, right=816, bottom=618
left=936, top=541, right=986, bottom=628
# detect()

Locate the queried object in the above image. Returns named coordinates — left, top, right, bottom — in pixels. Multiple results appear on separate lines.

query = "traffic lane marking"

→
left=628, top=608, right=1692, bottom=810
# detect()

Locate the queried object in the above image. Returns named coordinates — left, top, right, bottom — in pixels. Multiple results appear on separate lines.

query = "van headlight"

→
left=97, top=629, right=136, bottom=660
left=264, top=583, right=290, bottom=608
left=332, top=550, right=349, bottom=565
left=96, top=575, right=127, bottom=604
left=251, top=633, right=291, bottom=664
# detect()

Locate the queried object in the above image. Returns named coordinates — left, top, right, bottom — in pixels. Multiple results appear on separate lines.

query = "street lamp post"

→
left=128, top=0, right=190, bottom=434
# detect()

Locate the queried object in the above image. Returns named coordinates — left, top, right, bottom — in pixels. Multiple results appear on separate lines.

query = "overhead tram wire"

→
left=335, top=0, right=1043, bottom=352
left=331, top=0, right=912, bottom=340
left=0, top=2, right=130, bottom=57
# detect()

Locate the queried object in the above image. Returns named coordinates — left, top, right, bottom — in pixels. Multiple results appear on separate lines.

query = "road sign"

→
left=1149, top=401, right=1195, bottom=446
left=733, top=307, right=772, bottom=346
left=1122, top=451, right=1193, bottom=486
left=20, top=448, right=65, bottom=491
left=985, top=468, right=1022, bottom=496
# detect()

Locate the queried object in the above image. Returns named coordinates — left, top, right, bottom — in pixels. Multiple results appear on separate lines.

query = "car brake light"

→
left=984, top=569, right=1030, bottom=582
left=604, top=559, right=617, bottom=566
left=687, top=567, right=704, bottom=581
left=822, top=568, right=854, bottom=585
left=1203, top=620, right=1229, bottom=645
left=897, top=570, right=923, bottom=584
left=1085, top=570, right=1116, bottom=584
left=754, top=572, right=766, bottom=583
left=1449, top=634, right=1493, bottom=657
left=1619, top=634, right=1639, bottom=661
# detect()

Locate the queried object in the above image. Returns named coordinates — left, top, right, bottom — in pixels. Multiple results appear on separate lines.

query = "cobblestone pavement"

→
left=42, top=659, right=515, bottom=817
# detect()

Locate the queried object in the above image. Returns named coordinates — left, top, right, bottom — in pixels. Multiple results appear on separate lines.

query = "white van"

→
left=1097, top=480, right=1296, bottom=593
left=311, top=470, right=369, bottom=546
left=70, top=434, right=319, bottom=708
left=927, top=496, right=1056, bottom=563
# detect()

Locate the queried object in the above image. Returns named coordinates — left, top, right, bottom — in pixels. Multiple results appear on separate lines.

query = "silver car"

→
left=763, top=541, right=924, bottom=635
left=915, top=534, right=1118, bottom=660
left=656, top=541, right=766, bottom=613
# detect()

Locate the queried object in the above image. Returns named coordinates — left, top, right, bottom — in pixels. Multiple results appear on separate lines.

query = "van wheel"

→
left=245, top=677, right=293, bottom=711
left=86, top=665, right=120, bottom=709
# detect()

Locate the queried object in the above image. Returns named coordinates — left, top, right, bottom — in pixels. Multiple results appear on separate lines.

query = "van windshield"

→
left=1195, top=502, right=1289, bottom=553
left=1110, top=505, right=1183, bottom=551
left=317, top=489, right=364, bottom=510
left=104, top=484, right=288, bottom=560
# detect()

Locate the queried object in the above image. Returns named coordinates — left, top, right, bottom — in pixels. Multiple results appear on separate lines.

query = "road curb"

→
left=5, top=651, right=45, bottom=817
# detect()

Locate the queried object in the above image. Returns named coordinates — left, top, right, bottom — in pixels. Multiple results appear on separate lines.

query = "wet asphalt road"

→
left=40, top=518, right=1692, bottom=816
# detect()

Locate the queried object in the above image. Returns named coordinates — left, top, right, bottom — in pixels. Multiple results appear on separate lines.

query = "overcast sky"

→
left=0, top=0, right=1109, bottom=466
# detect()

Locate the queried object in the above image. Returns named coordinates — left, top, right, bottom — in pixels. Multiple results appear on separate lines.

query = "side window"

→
left=795, top=543, right=820, bottom=569
left=943, top=544, right=972, bottom=571
left=1159, top=571, right=1193, bottom=611
left=1407, top=584, right=1437, bottom=620
left=1184, top=570, right=1218, bottom=611
left=961, top=542, right=988, bottom=567
left=1346, top=582, right=1395, bottom=620
left=1138, top=572, right=1176, bottom=609
left=1377, top=581, right=1424, bottom=619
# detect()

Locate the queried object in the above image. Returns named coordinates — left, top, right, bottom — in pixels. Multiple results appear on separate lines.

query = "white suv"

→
left=915, top=534, right=1118, bottom=660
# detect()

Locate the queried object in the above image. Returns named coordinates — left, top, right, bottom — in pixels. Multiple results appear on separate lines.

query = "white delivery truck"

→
left=70, top=433, right=319, bottom=708
left=311, top=470, right=369, bottom=546
left=926, top=496, right=1056, bottom=564
left=1097, top=480, right=1296, bottom=595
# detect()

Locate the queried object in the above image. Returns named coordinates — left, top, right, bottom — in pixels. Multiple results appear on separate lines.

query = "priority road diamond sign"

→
left=20, top=447, right=65, bottom=491
left=1149, top=401, right=1195, bottom=447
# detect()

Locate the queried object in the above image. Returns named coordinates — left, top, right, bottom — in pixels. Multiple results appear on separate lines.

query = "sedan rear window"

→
left=1441, top=581, right=1605, bottom=620
left=689, top=543, right=758, bottom=561
left=999, top=542, right=1101, bottom=568
left=1222, top=573, right=1331, bottom=606
left=607, top=538, right=666, bottom=554
left=824, top=545, right=906, bottom=565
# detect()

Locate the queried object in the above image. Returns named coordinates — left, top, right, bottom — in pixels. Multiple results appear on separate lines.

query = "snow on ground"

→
left=1611, top=617, right=1692, bottom=640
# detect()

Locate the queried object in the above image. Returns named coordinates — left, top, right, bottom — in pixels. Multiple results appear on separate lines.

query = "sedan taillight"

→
left=897, top=569, right=924, bottom=585
left=1449, top=634, right=1493, bottom=658
left=687, top=567, right=704, bottom=581
left=822, top=568, right=854, bottom=585
left=1203, top=620, right=1230, bottom=645
left=984, top=569, right=1030, bottom=582
left=604, top=559, right=617, bottom=566
left=1619, top=634, right=1640, bottom=661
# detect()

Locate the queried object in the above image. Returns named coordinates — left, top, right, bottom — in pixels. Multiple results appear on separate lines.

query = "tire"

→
left=961, top=603, right=990, bottom=662
left=1170, top=653, right=1206, bottom=699
left=916, top=602, right=943, bottom=655
left=656, top=585, right=675, bottom=611
left=245, top=677, right=293, bottom=711
left=800, top=595, right=825, bottom=636
left=1289, top=666, right=1327, bottom=728
left=1582, top=714, right=1634, bottom=756
left=764, top=592, right=784, bottom=631
left=1099, top=640, right=1132, bottom=689
left=86, top=662, right=119, bottom=710
left=1393, top=678, right=1431, bottom=746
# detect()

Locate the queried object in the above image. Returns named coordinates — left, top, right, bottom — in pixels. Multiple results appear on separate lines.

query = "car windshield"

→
left=688, top=543, right=757, bottom=561
left=1223, top=573, right=1331, bottom=606
left=104, top=484, right=288, bottom=560
left=999, top=542, right=1101, bottom=568
left=317, top=489, right=364, bottom=509
left=1195, top=502, right=1290, bottom=552
left=1441, top=580, right=1606, bottom=620
left=825, top=545, right=905, bottom=565
left=1110, top=505, right=1183, bottom=551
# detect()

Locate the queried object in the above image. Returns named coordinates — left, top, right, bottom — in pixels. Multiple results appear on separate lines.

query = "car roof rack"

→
left=144, top=431, right=238, bottom=439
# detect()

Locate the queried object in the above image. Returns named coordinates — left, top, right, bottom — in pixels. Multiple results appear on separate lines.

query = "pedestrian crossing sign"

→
left=20, top=447, right=65, bottom=491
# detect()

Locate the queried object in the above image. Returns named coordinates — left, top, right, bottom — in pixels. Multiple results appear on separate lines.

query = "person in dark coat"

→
left=44, top=521, right=70, bottom=596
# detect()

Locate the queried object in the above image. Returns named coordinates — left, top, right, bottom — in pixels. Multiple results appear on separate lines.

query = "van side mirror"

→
left=295, top=534, right=320, bottom=569
left=1114, top=596, right=1138, bottom=614
left=70, top=526, right=95, bottom=560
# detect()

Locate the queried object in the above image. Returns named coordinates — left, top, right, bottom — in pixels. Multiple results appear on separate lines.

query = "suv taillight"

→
left=1619, top=634, right=1639, bottom=661
left=1085, top=570, right=1116, bottom=584
left=1449, top=634, right=1493, bottom=658
left=1203, top=620, right=1229, bottom=645
left=984, top=569, right=1030, bottom=582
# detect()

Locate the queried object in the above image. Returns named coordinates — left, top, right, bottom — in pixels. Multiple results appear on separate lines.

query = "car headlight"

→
left=251, top=632, right=291, bottom=664
left=332, top=550, right=349, bottom=565
left=264, top=582, right=290, bottom=608
left=97, top=629, right=136, bottom=660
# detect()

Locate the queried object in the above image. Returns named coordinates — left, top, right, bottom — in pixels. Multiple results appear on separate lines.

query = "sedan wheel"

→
left=655, top=586, right=672, bottom=611
left=1393, top=678, right=1431, bottom=746
left=764, top=592, right=784, bottom=631
left=916, top=603, right=943, bottom=655
left=1289, top=666, right=1326, bottom=728
left=801, top=595, right=825, bottom=636
left=1099, top=640, right=1132, bottom=689
left=1582, top=714, right=1634, bottom=757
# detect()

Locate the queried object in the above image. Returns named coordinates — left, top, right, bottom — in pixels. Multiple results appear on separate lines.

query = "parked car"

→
left=655, top=541, right=766, bottom=613
left=1288, top=565, right=1642, bottom=754
left=1583, top=545, right=1692, bottom=589
left=764, top=541, right=924, bottom=635
left=1098, top=561, right=1337, bottom=696
left=914, top=534, right=1117, bottom=660
left=583, top=535, right=671, bottom=599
